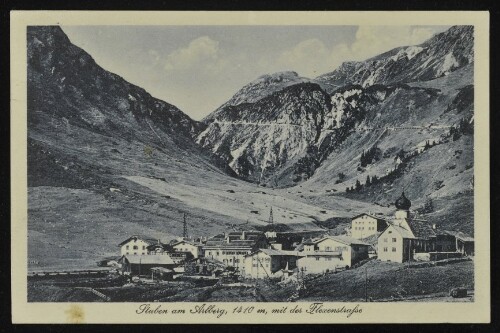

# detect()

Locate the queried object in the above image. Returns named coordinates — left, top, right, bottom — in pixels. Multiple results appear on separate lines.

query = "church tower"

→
left=394, top=191, right=411, bottom=221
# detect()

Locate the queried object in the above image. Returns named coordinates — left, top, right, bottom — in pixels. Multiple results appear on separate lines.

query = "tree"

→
left=366, top=175, right=371, bottom=186
left=346, top=187, right=350, bottom=193
left=355, top=179, right=362, bottom=192
left=423, top=198, right=434, bottom=213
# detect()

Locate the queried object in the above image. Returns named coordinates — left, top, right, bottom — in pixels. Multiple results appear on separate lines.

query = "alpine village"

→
left=28, top=25, right=475, bottom=302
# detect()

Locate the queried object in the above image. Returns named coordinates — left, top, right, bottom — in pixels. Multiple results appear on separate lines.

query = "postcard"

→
left=11, top=11, right=490, bottom=323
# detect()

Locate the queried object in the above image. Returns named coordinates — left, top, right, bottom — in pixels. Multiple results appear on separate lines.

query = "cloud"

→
left=164, top=36, right=225, bottom=74
left=331, top=26, right=439, bottom=68
left=277, top=39, right=331, bottom=77
left=277, top=26, right=444, bottom=77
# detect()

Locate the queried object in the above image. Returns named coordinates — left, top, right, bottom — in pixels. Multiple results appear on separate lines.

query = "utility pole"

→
left=183, top=213, right=188, bottom=239
left=364, top=265, right=368, bottom=302
left=268, top=207, right=274, bottom=224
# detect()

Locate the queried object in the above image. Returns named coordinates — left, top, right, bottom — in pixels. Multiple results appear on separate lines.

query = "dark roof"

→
left=395, top=191, right=411, bottom=210
left=118, top=236, right=160, bottom=247
left=351, top=213, right=390, bottom=221
left=408, top=219, right=436, bottom=239
left=246, top=249, right=303, bottom=257
left=172, top=240, right=202, bottom=247
left=443, top=230, right=474, bottom=242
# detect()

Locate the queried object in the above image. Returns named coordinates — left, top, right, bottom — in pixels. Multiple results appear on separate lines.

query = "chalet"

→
left=351, top=213, right=390, bottom=239
left=119, top=254, right=176, bottom=276
left=297, top=235, right=370, bottom=274
left=242, top=249, right=302, bottom=279
left=118, top=236, right=162, bottom=256
left=172, top=240, right=204, bottom=258
left=377, top=192, right=437, bottom=263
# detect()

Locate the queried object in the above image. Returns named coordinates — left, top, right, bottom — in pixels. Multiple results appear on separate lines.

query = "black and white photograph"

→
left=10, top=10, right=490, bottom=324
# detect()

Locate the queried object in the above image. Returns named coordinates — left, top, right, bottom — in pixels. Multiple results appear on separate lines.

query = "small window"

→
left=388, top=231, right=392, bottom=234
left=142, top=246, right=146, bottom=250
left=126, top=245, right=129, bottom=250
left=392, top=238, right=397, bottom=242
left=392, top=247, right=396, bottom=252
left=133, top=245, right=138, bottom=250
left=383, top=247, right=388, bottom=252
left=316, top=257, right=320, bottom=261
left=134, top=252, right=137, bottom=255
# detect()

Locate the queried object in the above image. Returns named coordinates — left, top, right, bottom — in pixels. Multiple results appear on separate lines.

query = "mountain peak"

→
left=316, top=25, right=474, bottom=92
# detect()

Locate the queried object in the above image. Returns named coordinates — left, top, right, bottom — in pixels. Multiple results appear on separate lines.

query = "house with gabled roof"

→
left=297, top=235, right=370, bottom=274
left=351, top=213, right=390, bottom=240
left=171, top=239, right=203, bottom=258
left=242, top=249, right=303, bottom=279
left=119, top=254, right=176, bottom=276
left=118, top=236, right=163, bottom=256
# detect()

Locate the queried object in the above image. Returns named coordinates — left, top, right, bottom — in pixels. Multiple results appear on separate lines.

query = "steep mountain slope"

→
left=300, top=64, right=474, bottom=233
left=197, top=82, right=332, bottom=183
left=197, top=25, right=474, bottom=232
left=27, top=27, right=379, bottom=271
left=203, top=71, right=311, bottom=122
left=316, top=26, right=473, bottom=93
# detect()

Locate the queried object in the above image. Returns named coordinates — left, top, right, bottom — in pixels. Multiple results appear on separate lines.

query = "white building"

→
left=242, top=249, right=302, bottom=279
left=172, top=240, right=203, bottom=258
left=118, top=236, right=162, bottom=256
left=297, top=235, right=370, bottom=274
left=351, top=213, right=389, bottom=239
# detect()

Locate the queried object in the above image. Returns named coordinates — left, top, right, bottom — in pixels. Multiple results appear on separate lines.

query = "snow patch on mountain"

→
left=437, top=52, right=460, bottom=76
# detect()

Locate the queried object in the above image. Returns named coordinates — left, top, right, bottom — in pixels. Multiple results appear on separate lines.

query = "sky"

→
left=62, top=25, right=450, bottom=120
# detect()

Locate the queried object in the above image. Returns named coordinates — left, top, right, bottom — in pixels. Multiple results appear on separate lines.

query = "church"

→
left=377, top=192, right=437, bottom=263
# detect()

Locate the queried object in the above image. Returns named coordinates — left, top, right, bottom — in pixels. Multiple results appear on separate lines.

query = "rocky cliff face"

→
left=197, top=82, right=332, bottom=184
left=197, top=26, right=474, bottom=192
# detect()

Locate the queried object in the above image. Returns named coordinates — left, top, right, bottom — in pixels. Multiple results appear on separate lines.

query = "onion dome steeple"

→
left=395, top=191, right=411, bottom=210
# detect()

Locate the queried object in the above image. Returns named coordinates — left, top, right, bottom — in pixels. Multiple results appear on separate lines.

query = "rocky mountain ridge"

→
left=197, top=25, right=474, bottom=191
